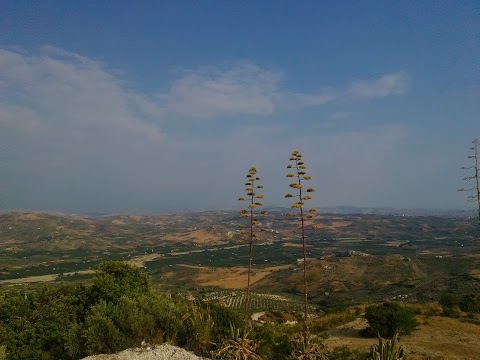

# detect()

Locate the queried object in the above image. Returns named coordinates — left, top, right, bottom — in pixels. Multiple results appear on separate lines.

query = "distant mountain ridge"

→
left=266, top=206, right=466, bottom=217
left=315, top=206, right=466, bottom=217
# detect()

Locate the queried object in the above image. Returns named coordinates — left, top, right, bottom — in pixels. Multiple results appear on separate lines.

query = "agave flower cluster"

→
left=238, top=166, right=267, bottom=330
left=285, top=150, right=317, bottom=355
left=285, top=150, right=316, bottom=218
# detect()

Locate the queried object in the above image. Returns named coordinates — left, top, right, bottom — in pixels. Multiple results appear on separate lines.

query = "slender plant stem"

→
left=474, top=142, right=480, bottom=225
left=297, top=159, right=309, bottom=352
left=244, top=195, right=254, bottom=332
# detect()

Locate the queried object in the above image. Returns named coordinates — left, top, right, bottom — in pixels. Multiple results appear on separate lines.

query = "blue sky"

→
left=0, top=1, right=479, bottom=213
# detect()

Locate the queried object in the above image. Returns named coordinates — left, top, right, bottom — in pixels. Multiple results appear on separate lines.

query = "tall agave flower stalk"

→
left=285, top=150, right=317, bottom=354
left=238, top=166, right=267, bottom=331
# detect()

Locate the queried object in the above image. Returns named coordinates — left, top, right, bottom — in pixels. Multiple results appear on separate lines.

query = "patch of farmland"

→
left=203, top=291, right=303, bottom=312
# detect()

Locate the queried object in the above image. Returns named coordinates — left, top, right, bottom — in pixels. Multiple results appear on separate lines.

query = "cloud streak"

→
left=348, top=72, right=410, bottom=98
left=157, top=64, right=408, bottom=118
left=163, top=63, right=282, bottom=117
left=0, top=46, right=418, bottom=212
left=0, top=46, right=164, bottom=141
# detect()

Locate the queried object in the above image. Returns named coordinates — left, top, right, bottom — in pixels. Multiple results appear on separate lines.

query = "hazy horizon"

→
left=1, top=2, right=479, bottom=213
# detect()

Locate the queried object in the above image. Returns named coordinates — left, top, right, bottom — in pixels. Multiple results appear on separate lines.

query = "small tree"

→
left=439, top=292, right=459, bottom=310
left=238, top=166, right=267, bottom=331
left=364, top=303, right=417, bottom=338
left=284, top=150, right=317, bottom=356
left=90, top=261, right=151, bottom=303
left=458, top=138, right=480, bottom=225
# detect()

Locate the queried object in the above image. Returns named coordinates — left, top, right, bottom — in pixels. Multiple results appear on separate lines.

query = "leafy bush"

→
left=364, top=303, right=417, bottom=338
left=250, top=324, right=293, bottom=360
left=89, top=261, right=151, bottom=303
left=204, top=302, right=242, bottom=343
left=0, top=262, right=189, bottom=360
left=83, top=301, right=125, bottom=355
left=0, top=284, right=89, bottom=360
left=459, top=295, right=480, bottom=313
left=439, top=292, right=459, bottom=309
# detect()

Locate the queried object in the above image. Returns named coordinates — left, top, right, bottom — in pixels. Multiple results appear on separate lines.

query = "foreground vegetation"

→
left=1, top=208, right=479, bottom=359
left=0, top=261, right=245, bottom=359
left=0, top=260, right=422, bottom=360
left=1, top=260, right=480, bottom=359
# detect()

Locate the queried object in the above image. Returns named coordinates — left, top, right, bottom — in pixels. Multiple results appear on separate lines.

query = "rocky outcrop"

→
left=81, top=344, right=206, bottom=360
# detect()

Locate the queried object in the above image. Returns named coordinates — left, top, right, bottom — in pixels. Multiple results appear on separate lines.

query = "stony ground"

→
left=80, top=344, right=206, bottom=360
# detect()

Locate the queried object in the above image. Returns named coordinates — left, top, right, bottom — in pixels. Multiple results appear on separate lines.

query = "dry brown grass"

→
left=166, top=230, right=226, bottom=244
left=469, top=270, right=480, bottom=281
left=384, top=241, right=408, bottom=247
left=176, top=264, right=291, bottom=289
left=15, top=213, right=43, bottom=221
left=282, top=242, right=311, bottom=248
left=324, top=315, right=480, bottom=360
left=111, top=219, right=127, bottom=225
left=287, top=255, right=427, bottom=295
left=128, top=254, right=162, bottom=267
left=313, top=219, right=353, bottom=231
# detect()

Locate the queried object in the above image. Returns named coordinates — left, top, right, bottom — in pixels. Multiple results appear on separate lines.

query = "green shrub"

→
left=0, top=284, right=88, bottom=360
left=83, top=301, right=125, bottom=355
left=204, top=302, right=242, bottom=342
left=439, top=292, right=459, bottom=310
left=90, top=261, right=151, bottom=303
left=181, top=304, right=214, bottom=357
left=110, top=296, right=156, bottom=345
left=459, top=295, right=480, bottom=313
left=364, top=303, right=417, bottom=338
left=250, top=324, right=292, bottom=360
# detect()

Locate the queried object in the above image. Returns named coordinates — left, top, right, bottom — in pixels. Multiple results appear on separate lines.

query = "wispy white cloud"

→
left=348, top=72, right=409, bottom=98
left=0, top=46, right=168, bottom=210
left=159, top=65, right=409, bottom=118
left=0, top=46, right=164, bottom=141
left=162, top=63, right=283, bottom=117
left=0, top=46, right=422, bottom=211
left=291, top=91, right=336, bottom=107
left=0, top=48, right=410, bottom=134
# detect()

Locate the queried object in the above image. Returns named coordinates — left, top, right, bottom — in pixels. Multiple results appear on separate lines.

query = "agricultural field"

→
left=1, top=210, right=480, bottom=314
left=200, top=290, right=305, bottom=313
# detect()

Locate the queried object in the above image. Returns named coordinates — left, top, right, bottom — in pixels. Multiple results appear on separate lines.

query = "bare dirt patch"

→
left=165, top=230, right=226, bottom=245
left=384, top=240, right=409, bottom=247
left=282, top=242, right=311, bottom=248
left=178, top=264, right=291, bottom=289
left=314, top=220, right=353, bottom=230
left=128, top=254, right=162, bottom=267
left=330, top=280, right=349, bottom=292
left=15, top=213, right=43, bottom=221
left=469, top=269, right=480, bottom=280
left=111, top=219, right=127, bottom=225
